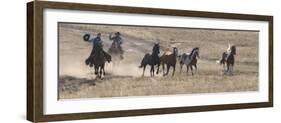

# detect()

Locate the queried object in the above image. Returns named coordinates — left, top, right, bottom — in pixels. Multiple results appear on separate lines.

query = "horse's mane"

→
left=189, top=47, right=199, bottom=59
left=231, top=46, right=236, bottom=55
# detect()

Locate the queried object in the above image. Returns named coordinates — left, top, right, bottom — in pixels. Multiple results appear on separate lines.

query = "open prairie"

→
left=58, top=23, right=259, bottom=99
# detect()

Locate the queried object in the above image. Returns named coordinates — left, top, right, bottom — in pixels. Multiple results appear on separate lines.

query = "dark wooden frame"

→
left=27, top=1, right=273, bottom=122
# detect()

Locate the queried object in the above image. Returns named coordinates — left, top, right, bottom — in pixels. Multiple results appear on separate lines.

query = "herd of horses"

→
left=139, top=43, right=236, bottom=77
left=139, top=44, right=199, bottom=77
left=83, top=34, right=236, bottom=78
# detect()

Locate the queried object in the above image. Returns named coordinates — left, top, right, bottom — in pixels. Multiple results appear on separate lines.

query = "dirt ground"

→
left=58, top=23, right=259, bottom=99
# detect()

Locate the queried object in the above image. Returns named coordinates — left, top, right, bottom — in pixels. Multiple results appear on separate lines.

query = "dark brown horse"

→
left=139, top=43, right=160, bottom=77
left=85, top=43, right=111, bottom=78
left=179, top=47, right=200, bottom=75
left=217, top=44, right=236, bottom=75
left=160, top=47, right=178, bottom=76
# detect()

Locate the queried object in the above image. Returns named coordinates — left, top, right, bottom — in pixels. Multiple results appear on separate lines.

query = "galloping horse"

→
left=139, top=43, right=161, bottom=77
left=160, top=47, right=178, bottom=76
left=108, top=39, right=124, bottom=66
left=85, top=43, right=111, bottom=79
left=108, top=32, right=124, bottom=67
left=179, top=47, right=200, bottom=75
left=217, top=44, right=236, bottom=75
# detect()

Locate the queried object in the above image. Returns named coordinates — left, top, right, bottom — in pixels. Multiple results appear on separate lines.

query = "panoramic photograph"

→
left=58, top=22, right=259, bottom=99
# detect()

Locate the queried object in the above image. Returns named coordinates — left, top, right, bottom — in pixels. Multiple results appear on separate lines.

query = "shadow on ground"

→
left=59, top=74, right=134, bottom=95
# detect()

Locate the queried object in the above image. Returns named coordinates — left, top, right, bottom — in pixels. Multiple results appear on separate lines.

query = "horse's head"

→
left=227, top=44, right=236, bottom=55
left=195, top=47, right=200, bottom=58
left=152, top=43, right=160, bottom=54
left=231, top=45, right=236, bottom=55
left=173, top=47, right=178, bottom=56
left=190, top=47, right=200, bottom=59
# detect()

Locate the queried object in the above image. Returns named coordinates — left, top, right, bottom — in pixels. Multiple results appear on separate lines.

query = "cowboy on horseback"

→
left=84, top=33, right=111, bottom=67
left=109, top=32, right=124, bottom=59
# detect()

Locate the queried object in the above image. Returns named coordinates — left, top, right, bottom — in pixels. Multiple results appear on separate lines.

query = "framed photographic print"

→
left=27, top=1, right=273, bottom=122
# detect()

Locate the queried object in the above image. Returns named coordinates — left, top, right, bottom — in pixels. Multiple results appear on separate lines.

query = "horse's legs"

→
left=162, top=63, right=166, bottom=76
left=194, top=64, right=197, bottom=73
left=180, top=64, right=183, bottom=74
left=94, top=66, right=98, bottom=75
left=172, top=65, right=175, bottom=76
left=166, top=65, right=170, bottom=76
left=226, top=63, right=230, bottom=75
left=102, top=65, right=105, bottom=78
left=142, top=65, right=146, bottom=77
left=95, top=66, right=99, bottom=78
left=98, top=67, right=102, bottom=78
left=150, top=65, right=154, bottom=77
left=230, top=64, right=234, bottom=75
left=98, top=67, right=101, bottom=78
left=152, top=65, right=155, bottom=77
left=190, top=65, right=194, bottom=76
left=156, top=63, right=160, bottom=74
left=152, top=65, right=155, bottom=76
left=186, top=65, right=189, bottom=75
left=222, top=63, right=226, bottom=72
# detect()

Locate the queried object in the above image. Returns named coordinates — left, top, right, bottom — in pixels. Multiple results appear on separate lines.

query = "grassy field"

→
left=58, top=23, right=259, bottom=99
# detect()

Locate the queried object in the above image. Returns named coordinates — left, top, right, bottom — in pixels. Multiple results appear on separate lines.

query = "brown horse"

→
left=160, top=47, right=178, bottom=76
left=85, top=43, right=111, bottom=79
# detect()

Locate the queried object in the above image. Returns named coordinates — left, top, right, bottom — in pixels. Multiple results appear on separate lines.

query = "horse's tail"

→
left=179, top=55, right=185, bottom=64
left=216, top=60, right=221, bottom=64
left=178, top=53, right=187, bottom=65
left=85, top=54, right=94, bottom=67
left=104, top=51, right=112, bottom=63
left=217, top=52, right=227, bottom=65
left=139, top=54, right=150, bottom=68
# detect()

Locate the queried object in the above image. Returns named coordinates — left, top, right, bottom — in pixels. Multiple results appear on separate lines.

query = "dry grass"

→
left=58, top=23, right=259, bottom=99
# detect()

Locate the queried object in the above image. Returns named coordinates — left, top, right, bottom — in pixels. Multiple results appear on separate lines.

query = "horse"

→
left=160, top=47, right=178, bottom=76
left=179, top=47, right=200, bottom=75
left=139, top=43, right=161, bottom=77
left=85, top=43, right=111, bottom=79
left=217, top=44, right=236, bottom=75
left=108, top=40, right=124, bottom=66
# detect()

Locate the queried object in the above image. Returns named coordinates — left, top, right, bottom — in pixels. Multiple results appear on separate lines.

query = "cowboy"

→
left=86, top=33, right=103, bottom=56
left=109, top=32, right=123, bottom=46
left=91, top=33, right=102, bottom=45
left=83, top=33, right=111, bottom=67
left=109, top=32, right=124, bottom=59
